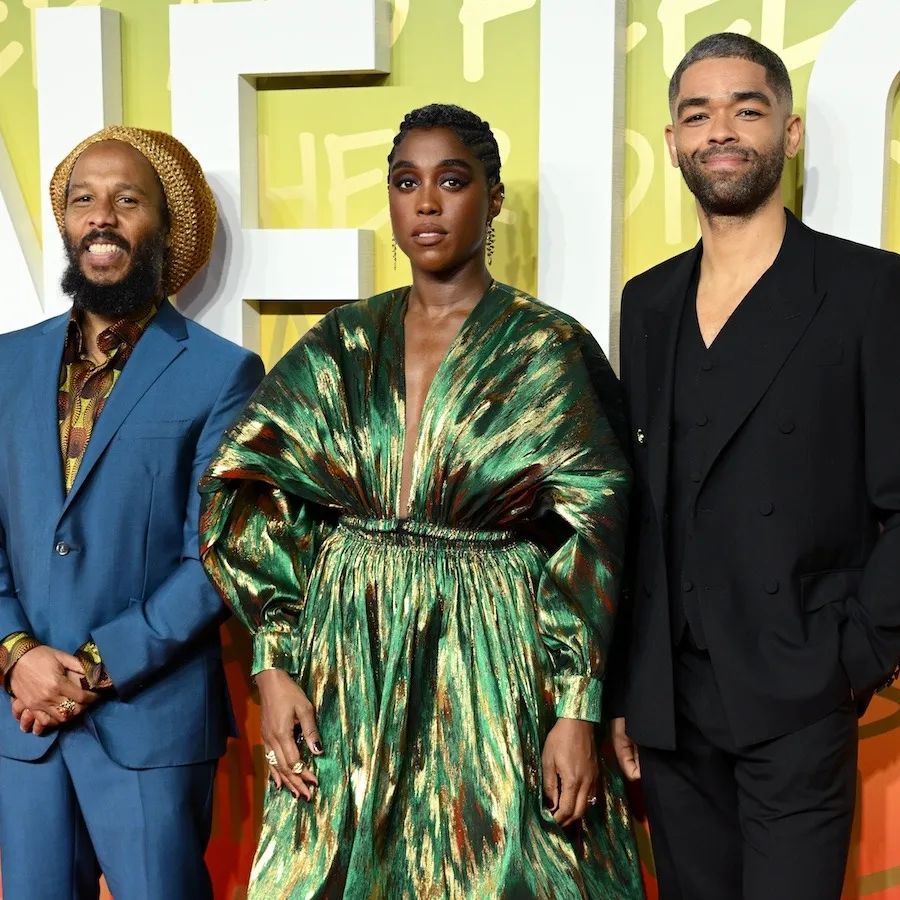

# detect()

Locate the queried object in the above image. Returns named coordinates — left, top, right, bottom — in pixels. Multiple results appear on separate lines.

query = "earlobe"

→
left=664, top=127, right=679, bottom=168
left=490, top=182, right=505, bottom=220
left=784, top=115, right=804, bottom=161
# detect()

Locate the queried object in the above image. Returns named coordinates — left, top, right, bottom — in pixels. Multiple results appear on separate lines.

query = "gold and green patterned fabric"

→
left=199, top=282, right=643, bottom=899
left=58, top=303, right=157, bottom=492
left=74, top=639, right=113, bottom=691
left=0, top=632, right=41, bottom=691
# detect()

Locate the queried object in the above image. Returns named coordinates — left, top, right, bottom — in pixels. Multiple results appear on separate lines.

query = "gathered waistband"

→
left=338, top=515, right=518, bottom=547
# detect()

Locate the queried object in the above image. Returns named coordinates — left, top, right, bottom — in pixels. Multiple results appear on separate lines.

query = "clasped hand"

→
left=256, top=668, right=323, bottom=802
left=8, top=646, right=98, bottom=735
left=541, top=718, right=601, bottom=826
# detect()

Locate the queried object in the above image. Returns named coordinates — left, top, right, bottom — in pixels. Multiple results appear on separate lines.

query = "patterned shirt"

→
left=59, top=302, right=158, bottom=491
left=1, top=303, right=158, bottom=693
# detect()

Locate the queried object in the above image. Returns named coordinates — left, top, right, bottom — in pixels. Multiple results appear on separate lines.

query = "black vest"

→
left=667, top=265, right=776, bottom=648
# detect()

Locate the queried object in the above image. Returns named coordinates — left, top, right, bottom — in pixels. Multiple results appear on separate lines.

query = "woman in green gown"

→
left=199, top=104, right=644, bottom=899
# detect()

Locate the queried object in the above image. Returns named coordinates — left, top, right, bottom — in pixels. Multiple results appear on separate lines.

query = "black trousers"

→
left=639, top=640, right=858, bottom=900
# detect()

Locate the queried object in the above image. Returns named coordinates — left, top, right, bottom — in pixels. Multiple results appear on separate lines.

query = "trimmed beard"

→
left=677, top=139, right=786, bottom=219
left=61, top=229, right=168, bottom=317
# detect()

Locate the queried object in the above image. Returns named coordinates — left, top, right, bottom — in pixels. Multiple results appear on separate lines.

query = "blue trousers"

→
left=0, top=717, right=216, bottom=900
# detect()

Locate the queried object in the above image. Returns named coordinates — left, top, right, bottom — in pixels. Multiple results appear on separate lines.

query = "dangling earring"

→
left=486, top=223, right=496, bottom=267
left=392, top=235, right=398, bottom=270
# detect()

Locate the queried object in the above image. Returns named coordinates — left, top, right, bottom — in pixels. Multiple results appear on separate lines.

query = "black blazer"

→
left=607, top=211, right=900, bottom=749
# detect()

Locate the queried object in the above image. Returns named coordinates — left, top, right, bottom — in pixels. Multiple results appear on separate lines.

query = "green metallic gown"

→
left=199, top=282, right=644, bottom=899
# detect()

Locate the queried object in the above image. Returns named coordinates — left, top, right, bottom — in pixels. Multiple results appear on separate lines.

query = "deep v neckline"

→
left=395, top=281, right=496, bottom=520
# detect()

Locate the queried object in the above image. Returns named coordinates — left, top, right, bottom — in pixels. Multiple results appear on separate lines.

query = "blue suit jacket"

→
left=0, top=300, right=264, bottom=768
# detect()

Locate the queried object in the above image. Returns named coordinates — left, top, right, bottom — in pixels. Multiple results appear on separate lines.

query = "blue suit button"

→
left=55, top=541, right=71, bottom=556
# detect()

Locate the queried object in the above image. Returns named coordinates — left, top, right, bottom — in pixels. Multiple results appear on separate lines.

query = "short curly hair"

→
left=387, top=103, right=502, bottom=187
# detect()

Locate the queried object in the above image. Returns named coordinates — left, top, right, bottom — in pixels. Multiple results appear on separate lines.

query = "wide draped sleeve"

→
left=535, top=326, right=632, bottom=723
left=199, top=319, right=344, bottom=676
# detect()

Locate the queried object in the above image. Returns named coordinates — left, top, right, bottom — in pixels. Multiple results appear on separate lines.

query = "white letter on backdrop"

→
left=0, top=134, right=42, bottom=333
left=169, top=0, right=390, bottom=349
left=803, top=0, right=900, bottom=247
left=538, top=0, right=625, bottom=355
left=0, top=7, right=121, bottom=334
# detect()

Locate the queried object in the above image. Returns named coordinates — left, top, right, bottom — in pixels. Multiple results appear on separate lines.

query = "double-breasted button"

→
left=690, top=470, right=702, bottom=483
left=758, top=501, right=775, bottom=516
left=700, top=360, right=713, bottom=372
left=695, top=413, right=709, bottom=427
left=778, top=418, right=795, bottom=434
left=764, top=579, right=780, bottom=594
left=683, top=579, right=695, bottom=592
left=55, top=541, right=71, bottom=556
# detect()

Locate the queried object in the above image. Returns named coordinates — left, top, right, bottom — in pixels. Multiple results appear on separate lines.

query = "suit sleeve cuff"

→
left=553, top=675, right=603, bottom=723
left=840, top=617, right=893, bottom=696
left=1, top=632, right=42, bottom=694
left=74, top=640, right=114, bottom=691
left=251, top=627, right=300, bottom=677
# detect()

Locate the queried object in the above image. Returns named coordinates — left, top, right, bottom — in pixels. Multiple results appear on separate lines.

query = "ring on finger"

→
left=56, top=697, right=77, bottom=719
left=291, top=761, right=305, bottom=775
left=264, top=749, right=278, bottom=767
left=587, top=795, right=599, bottom=807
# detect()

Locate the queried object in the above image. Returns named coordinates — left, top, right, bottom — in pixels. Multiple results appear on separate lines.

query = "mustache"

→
left=695, top=146, right=755, bottom=163
left=79, top=229, right=131, bottom=253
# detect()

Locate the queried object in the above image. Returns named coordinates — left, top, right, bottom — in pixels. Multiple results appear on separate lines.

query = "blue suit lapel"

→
left=60, top=301, right=188, bottom=516
left=30, top=314, right=70, bottom=511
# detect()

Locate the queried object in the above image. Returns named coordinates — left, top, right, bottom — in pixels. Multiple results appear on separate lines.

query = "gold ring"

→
left=56, top=698, right=77, bottom=719
left=291, top=761, right=305, bottom=775
left=264, top=749, right=278, bottom=767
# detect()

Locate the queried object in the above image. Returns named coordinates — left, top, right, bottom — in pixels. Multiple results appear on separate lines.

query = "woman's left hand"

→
left=541, top=718, right=600, bottom=827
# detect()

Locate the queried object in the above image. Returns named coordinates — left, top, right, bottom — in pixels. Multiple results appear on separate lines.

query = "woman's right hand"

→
left=255, top=668, right=323, bottom=801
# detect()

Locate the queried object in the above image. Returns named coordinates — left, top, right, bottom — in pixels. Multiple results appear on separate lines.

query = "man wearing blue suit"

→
left=0, top=126, right=264, bottom=899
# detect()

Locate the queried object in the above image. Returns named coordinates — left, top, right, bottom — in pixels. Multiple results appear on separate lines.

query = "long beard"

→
left=677, top=140, right=785, bottom=218
left=61, top=230, right=168, bottom=317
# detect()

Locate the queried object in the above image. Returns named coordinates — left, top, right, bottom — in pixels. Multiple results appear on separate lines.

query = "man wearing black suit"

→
left=607, top=33, right=900, bottom=900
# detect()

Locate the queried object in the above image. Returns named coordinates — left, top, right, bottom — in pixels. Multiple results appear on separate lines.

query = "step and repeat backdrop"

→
left=0, top=1, right=898, bottom=897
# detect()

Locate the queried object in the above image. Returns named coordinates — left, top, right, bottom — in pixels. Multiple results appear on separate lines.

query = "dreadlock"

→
left=387, top=103, right=502, bottom=187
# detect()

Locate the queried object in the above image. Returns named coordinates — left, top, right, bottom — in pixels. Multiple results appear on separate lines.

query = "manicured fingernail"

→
left=313, top=741, right=323, bottom=753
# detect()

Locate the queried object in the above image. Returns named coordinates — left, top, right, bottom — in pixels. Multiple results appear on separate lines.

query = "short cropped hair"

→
left=669, top=33, right=793, bottom=111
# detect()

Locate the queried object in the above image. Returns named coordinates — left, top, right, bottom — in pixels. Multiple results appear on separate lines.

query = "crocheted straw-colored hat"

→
left=50, top=126, right=217, bottom=297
